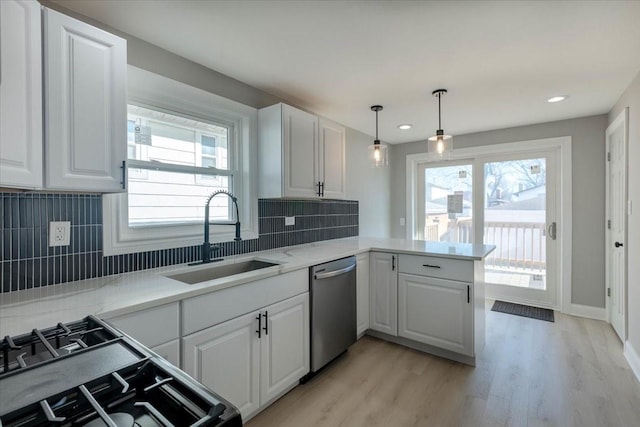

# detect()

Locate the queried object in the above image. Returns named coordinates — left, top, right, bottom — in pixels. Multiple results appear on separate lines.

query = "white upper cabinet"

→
left=43, top=8, right=127, bottom=192
left=258, top=103, right=346, bottom=199
left=282, top=104, right=319, bottom=197
left=318, top=118, right=346, bottom=199
left=0, top=0, right=43, bottom=189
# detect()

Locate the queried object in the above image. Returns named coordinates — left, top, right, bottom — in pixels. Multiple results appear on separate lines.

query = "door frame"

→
left=605, top=108, right=628, bottom=340
left=406, top=136, right=573, bottom=313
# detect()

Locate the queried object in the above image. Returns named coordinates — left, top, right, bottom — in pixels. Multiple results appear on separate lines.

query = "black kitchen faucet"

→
left=191, top=190, right=241, bottom=265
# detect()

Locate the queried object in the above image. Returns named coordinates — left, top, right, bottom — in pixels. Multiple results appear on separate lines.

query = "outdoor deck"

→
left=426, top=219, right=547, bottom=290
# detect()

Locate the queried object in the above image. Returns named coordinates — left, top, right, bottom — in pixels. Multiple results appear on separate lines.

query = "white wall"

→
left=609, top=70, right=640, bottom=367
left=389, top=115, right=608, bottom=309
left=345, top=128, right=390, bottom=237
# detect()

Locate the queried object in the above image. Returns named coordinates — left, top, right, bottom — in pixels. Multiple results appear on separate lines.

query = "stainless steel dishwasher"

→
left=309, top=256, right=357, bottom=374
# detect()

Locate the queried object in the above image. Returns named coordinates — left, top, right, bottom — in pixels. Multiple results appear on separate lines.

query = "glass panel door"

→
left=482, top=153, right=558, bottom=308
left=418, top=162, right=473, bottom=243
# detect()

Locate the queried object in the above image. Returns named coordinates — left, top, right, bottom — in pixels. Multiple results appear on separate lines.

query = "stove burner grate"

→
left=0, top=316, right=120, bottom=375
left=1, top=359, right=228, bottom=426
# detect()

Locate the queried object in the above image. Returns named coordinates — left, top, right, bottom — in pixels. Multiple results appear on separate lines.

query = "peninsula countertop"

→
left=0, top=237, right=495, bottom=336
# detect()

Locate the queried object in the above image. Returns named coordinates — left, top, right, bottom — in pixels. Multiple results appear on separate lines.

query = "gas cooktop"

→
left=0, top=316, right=242, bottom=426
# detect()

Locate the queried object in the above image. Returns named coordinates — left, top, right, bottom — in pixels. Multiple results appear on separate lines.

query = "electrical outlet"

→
left=285, top=216, right=296, bottom=226
left=49, top=221, right=71, bottom=247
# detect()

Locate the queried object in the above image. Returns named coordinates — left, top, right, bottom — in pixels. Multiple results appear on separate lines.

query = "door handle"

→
left=392, top=255, right=396, bottom=271
left=120, top=160, right=126, bottom=190
left=547, top=222, right=557, bottom=240
left=262, top=311, right=268, bottom=335
left=256, top=313, right=261, bottom=338
left=314, top=263, right=356, bottom=280
left=615, top=241, right=624, bottom=248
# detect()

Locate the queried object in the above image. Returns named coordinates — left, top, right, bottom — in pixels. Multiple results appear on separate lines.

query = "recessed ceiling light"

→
left=398, top=124, right=412, bottom=130
left=547, top=95, right=568, bottom=103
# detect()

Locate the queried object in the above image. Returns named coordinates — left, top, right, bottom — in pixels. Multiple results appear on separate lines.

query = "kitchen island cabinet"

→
left=369, top=251, right=398, bottom=336
left=367, top=252, right=486, bottom=365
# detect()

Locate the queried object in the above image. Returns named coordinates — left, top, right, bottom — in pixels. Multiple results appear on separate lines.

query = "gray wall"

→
left=41, top=0, right=390, bottom=239
left=43, top=1, right=281, bottom=109
left=345, top=129, right=390, bottom=237
left=389, top=115, right=608, bottom=308
left=609, top=71, right=640, bottom=351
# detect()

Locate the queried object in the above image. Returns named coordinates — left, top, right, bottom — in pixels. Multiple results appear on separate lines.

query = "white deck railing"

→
left=425, top=219, right=546, bottom=272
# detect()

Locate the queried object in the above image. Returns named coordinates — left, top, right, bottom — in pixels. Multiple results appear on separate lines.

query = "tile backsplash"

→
left=0, top=193, right=358, bottom=293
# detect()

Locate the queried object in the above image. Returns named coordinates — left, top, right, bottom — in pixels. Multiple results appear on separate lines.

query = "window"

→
left=103, top=66, right=258, bottom=256
left=126, top=105, right=232, bottom=227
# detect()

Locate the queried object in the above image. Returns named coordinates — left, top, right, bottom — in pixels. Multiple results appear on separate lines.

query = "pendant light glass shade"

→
left=368, top=141, right=388, bottom=167
left=428, top=89, right=453, bottom=158
left=368, top=105, right=388, bottom=167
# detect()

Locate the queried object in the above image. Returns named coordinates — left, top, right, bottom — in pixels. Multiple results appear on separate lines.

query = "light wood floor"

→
left=247, top=304, right=640, bottom=427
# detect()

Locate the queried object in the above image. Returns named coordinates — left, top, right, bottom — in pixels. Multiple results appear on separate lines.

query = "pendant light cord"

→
left=375, top=109, right=379, bottom=141
left=438, top=92, right=442, bottom=130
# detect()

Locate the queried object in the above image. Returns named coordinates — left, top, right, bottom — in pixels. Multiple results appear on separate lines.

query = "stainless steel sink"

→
left=166, top=260, right=280, bottom=285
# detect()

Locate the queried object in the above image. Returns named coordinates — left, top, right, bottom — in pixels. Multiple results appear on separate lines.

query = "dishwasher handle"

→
left=314, top=263, right=356, bottom=280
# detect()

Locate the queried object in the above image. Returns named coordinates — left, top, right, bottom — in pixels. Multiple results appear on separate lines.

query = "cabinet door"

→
left=182, top=310, right=261, bottom=420
left=369, top=252, right=398, bottom=336
left=151, top=339, right=180, bottom=367
left=260, top=293, right=309, bottom=405
left=356, top=253, right=370, bottom=336
left=318, top=118, right=346, bottom=199
left=0, top=0, right=42, bottom=189
left=398, top=273, right=473, bottom=356
left=282, top=105, right=318, bottom=198
left=44, top=8, right=126, bottom=191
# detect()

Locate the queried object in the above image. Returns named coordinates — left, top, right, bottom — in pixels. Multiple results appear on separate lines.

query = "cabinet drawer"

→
left=106, top=302, right=179, bottom=348
left=182, top=269, right=308, bottom=336
left=398, top=254, right=472, bottom=282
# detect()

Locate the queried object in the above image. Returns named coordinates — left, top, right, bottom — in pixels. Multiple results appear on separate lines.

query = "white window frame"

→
left=103, top=66, right=258, bottom=256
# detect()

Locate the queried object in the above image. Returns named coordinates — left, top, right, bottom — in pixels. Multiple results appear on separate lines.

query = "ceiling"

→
left=51, top=0, right=640, bottom=144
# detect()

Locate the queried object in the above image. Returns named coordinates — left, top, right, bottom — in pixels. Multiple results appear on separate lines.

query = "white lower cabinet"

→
left=260, top=294, right=310, bottom=405
left=105, top=302, right=180, bottom=365
left=182, top=293, right=309, bottom=421
left=183, top=309, right=261, bottom=418
left=398, top=273, right=473, bottom=356
left=369, top=252, right=398, bottom=336
left=356, top=253, right=370, bottom=336
left=151, top=339, right=180, bottom=367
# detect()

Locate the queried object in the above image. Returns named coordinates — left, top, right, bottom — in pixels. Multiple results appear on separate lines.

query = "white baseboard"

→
left=624, top=340, right=640, bottom=383
left=568, top=303, right=606, bottom=321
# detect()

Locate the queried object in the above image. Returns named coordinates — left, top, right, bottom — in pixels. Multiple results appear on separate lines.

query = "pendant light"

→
left=368, top=105, right=388, bottom=167
left=428, top=89, right=452, bottom=157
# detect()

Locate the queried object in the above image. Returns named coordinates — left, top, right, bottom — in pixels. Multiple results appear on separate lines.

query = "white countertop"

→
left=0, top=237, right=494, bottom=337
